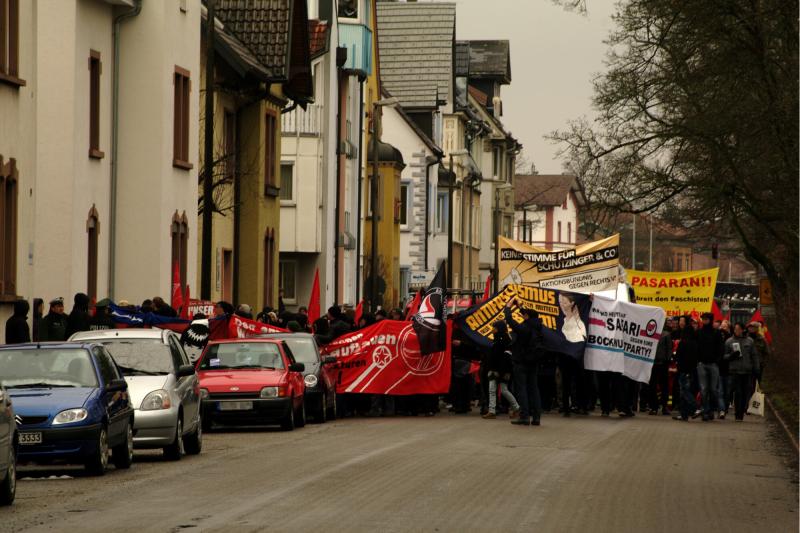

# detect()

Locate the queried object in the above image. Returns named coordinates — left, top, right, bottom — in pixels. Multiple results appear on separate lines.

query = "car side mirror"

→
left=176, top=364, right=196, bottom=378
left=290, top=362, right=305, bottom=373
left=107, top=378, right=128, bottom=392
left=322, top=356, right=337, bottom=365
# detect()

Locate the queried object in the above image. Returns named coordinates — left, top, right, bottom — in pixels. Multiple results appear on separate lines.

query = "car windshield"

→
left=282, top=338, right=318, bottom=364
left=199, top=343, right=284, bottom=371
left=0, top=348, right=98, bottom=388
left=99, top=339, right=174, bottom=376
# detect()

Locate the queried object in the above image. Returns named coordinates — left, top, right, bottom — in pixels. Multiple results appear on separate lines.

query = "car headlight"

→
left=260, top=387, right=279, bottom=398
left=53, top=408, right=88, bottom=425
left=304, top=374, right=318, bottom=388
left=140, top=390, right=172, bottom=411
left=200, top=388, right=209, bottom=400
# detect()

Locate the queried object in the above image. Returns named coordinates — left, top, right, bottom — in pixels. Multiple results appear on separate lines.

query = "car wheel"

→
left=163, top=418, right=184, bottom=461
left=112, top=421, right=134, bottom=469
left=296, top=400, right=306, bottom=428
left=328, top=391, right=337, bottom=421
left=0, top=445, right=16, bottom=506
left=85, top=427, right=109, bottom=476
left=280, top=399, right=295, bottom=431
left=183, top=415, right=203, bottom=455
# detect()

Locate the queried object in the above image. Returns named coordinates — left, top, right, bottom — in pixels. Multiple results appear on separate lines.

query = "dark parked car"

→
left=0, top=380, right=17, bottom=505
left=0, top=343, right=134, bottom=476
left=261, top=333, right=337, bottom=422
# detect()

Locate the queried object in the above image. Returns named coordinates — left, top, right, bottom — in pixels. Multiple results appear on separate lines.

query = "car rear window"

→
left=0, top=348, right=98, bottom=388
left=99, top=340, right=174, bottom=376
left=199, top=343, right=284, bottom=371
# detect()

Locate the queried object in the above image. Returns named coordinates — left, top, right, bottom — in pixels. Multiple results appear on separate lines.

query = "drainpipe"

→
left=109, top=0, right=142, bottom=300
left=355, top=79, right=365, bottom=303
left=423, top=155, right=440, bottom=272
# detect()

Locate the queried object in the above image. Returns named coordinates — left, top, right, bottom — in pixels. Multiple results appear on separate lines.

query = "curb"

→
left=765, top=395, right=798, bottom=452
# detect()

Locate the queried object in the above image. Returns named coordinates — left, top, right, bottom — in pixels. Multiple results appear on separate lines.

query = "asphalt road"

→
left=1, top=411, right=796, bottom=533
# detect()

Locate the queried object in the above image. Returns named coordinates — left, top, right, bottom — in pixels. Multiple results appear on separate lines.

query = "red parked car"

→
left=196, top=339, right=306, bottom=431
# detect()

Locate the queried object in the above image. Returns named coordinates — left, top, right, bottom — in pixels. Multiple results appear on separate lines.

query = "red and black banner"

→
left=320, top=320, right=452, bottom=395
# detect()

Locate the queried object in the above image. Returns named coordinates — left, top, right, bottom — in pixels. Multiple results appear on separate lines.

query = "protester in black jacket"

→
left=696, top=313, right=724, bottom=421
left=152, top=297, right=178, bottom=318
left=482, top=320, right=520, bottom=419
left=648, top=318, right=673, bottom=415
left=65, top=292, right=91, bottom=338
left=674, top=317, right=700, bottom=421
left=5, top=299, right=31, bottom=344
left=504, top=298, right=543, bottom=426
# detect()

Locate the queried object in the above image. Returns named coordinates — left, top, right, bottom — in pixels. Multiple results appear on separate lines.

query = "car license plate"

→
left=19, top=432, right=42, bottom=445
left=218, top=401, right=253, bottom=411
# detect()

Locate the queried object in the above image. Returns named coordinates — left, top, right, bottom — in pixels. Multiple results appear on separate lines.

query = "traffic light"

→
left=711, top=243, right=719, bottom=260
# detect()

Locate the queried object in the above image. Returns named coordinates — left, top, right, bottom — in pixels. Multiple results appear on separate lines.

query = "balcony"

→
left=339, top=23, right=373, bottom=74
left=281, top=104, right=322, bottom=136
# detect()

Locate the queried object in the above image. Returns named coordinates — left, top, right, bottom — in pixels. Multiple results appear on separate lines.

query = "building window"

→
left=173, top=66, right=192, bottom=169
left=264, top=112, right=277, bottom=194
left=0, top=0, right=23, bottom=87
left=503, top=216, right=513, bottom=238
left=493, top=146, right=502, bottom=179
left=88, top=51, right=103, bottom=159
left=558, top=221, right=562, bottom=243
left=171, top=211, right=188, bottom=292
left=224, top=110, right=236, bottom=181
left=0, top=156, right=18, bottom=297
left=279, top=162, right=294, bottom=202
left=399, top=182, right=410, bottom=228
left=279, top=260, right=296, bottom=302
left=86, top=206, right=99, bottom=301
left=338, top=0, right=358, bottom=19
left=435, top=191, right=448, bottom=233
left=567, top=222, right=572, bottom=243
left=453, top=190, right=462, bottom=243
left=562, top=197, right=567, bottom=210
left=263, top=228, right=275, bottom=307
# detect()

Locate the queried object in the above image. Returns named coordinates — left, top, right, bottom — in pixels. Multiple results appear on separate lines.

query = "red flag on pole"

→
left=404, top=290, right=422, bottom=320
left=481, top=275, right=492, bottom=302
left=171, top=262, right=184, bottom=313
left=308, top=268, right=321, bottom=325
left=182, top=285, right=191, bottom=320
left=354, top=300, right=364, bottom=325
left=711, top=300, right=724, bottom=322
left=749, top=309, right=772, bottom=345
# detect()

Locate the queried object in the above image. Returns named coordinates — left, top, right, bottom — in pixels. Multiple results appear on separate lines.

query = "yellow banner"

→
left=498, top=235, right=620, bottom=293
left=628, top=268, right=719, bottom=316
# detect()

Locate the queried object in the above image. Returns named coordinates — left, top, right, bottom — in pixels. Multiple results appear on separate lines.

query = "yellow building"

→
left=197, top=1, right=312, bottom=310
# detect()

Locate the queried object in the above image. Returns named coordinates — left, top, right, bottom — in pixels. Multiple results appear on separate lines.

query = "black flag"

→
left=412, top=262, right=447, bottom=355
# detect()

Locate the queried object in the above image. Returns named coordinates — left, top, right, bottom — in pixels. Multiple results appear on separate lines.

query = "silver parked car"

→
left=69, top=329, right=202, bottom=460
left=0, top=380, right=16, bottom=505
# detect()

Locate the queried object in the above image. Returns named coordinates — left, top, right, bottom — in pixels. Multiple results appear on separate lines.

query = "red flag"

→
left=354, top=300, right=364, bottom=325
left=307, top=268, right=321, bottom=325
left=711, top=300, right=724, bottom=322
left=182, top=285, right=191, bottom=320
left=749, top=309, right=772, bottom=345
left=481, top=275, right=492, bottom=302
left=404, top=290, right=422, bottom=320
left=171, top=262, right=183, bottom=313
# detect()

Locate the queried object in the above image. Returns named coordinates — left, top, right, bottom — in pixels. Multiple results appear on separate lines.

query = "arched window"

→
left=0, top=156, right=18, bottom=297
left=86, top=205, right=99, bottom=300
left=171, top=211, right=189, bottom=292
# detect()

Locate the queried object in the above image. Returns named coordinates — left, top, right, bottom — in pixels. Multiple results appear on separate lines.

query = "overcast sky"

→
left=442, top=0, right=617, bottom=173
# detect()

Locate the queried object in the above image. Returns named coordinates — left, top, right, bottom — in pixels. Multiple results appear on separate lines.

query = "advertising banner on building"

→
left=584, top=297, right=666, bottom=383
left=320, top=320, right=451, bottom=395
left=628, top=268, right=719, bottom=316
left=456, top=284, right=591, bottom=360
left=498, top=235, right=620, bottom=293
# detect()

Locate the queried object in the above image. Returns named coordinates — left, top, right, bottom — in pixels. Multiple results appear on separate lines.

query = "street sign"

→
left=759, top=278, right=773, bottom=305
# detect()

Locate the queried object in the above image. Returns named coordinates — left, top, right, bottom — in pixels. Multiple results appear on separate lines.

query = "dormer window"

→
left=339, top=0, right=358, bottom=19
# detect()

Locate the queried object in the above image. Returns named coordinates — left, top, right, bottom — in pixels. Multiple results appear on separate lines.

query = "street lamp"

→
left=369, top=97, right=399, bottom=313
left=446, top=149, right=469, bottom=290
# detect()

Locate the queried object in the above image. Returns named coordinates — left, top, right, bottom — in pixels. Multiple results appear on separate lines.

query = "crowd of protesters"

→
left=4, top=291, right=771, bottom=426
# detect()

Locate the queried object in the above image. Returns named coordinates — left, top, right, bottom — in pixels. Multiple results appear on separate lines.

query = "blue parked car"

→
left=0, top=343, right=134, bottom=476
left=0, top=379, right=16, bottom=505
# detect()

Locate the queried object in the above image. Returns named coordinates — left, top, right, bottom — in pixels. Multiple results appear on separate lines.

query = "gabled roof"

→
left=203, top=9, right=272, bottom=81
left=468, top=85, right=488, bottom=107
left=215, top=0, right=313, bottom=102
left=308, top=20, right=330, bottom=58
left=515, top=174, right=585, bottom=208
left=454, top=41, right=470, bottom=77
left=394, top=106, right=443, bottom=158
left=468, top=40, right=511, bottom=84
left=376, top=2, right=455, bottom=109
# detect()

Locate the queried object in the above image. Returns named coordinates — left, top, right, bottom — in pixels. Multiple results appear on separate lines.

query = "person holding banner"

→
left=648, top=318, right=673, bottom=416
left=504, top=299, right=544, bottom=426
left=482, top=321, right=520, bottom=420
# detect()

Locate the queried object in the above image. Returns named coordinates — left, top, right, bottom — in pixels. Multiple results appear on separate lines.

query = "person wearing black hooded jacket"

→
left=65, top=293, right=91, bottom=338
left=504, top=298, right=543, bottom=426
left=5, top=299, right=31, bottom=344
left=673, top=317, right=700, bottom=421
left=697, top=313, right=724, bottom=421
left=482, top=320, right=520, bottom=419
